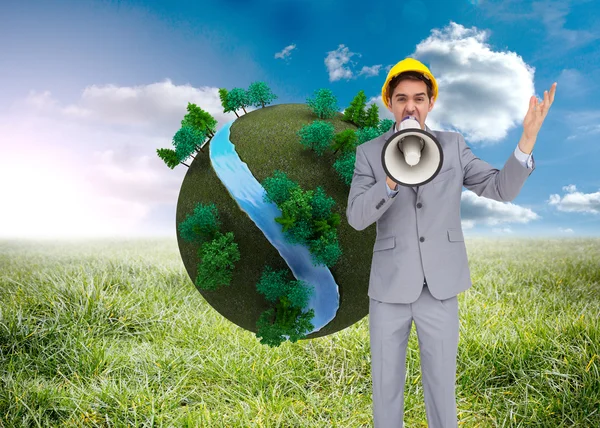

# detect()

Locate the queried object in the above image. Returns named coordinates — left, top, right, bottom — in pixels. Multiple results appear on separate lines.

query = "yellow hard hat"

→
left=381, top=58, right=438, bottom=108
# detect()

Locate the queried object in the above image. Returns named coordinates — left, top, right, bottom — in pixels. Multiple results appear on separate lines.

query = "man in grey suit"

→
left=346, top=57, right=556, bottom=427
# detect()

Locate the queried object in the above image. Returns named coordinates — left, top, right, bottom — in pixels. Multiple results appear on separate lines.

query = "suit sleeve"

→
left=458, top=133, right=535, bottom=202
left=346, top=144, right=398, bottom=231
left=513, top=144, right=535, bottom=169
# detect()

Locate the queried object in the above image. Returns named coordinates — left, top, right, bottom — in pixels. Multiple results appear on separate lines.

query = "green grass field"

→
left=0, top=238, right=598, bottom=427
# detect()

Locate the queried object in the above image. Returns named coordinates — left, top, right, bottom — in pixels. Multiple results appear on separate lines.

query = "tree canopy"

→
left=195, top=231, right=240, bottom=291
left=342, top=90, right=367, bottom=127
left=356, top=127, right=381, bottom=146
left=331, top=129, right=357, bottom=155
left=172, top=125, right=206, bottom=163
left=262, top=170, right=301, bottom=206
left=306, top=88, right=338, bottom=119
left=156, top=148, right=185, bottom=169
left=333, top=152, right=356, bottom=186
left=297, top=120, right=335, bottom=156
left=219, top=88, right=238, bottom=118
left=364, top=103, right=380, bottom=128
left=247, top=81, right=277, bottom=108
left=227, top=88, right=251, bottom=114
left=378, top=118, right=394, bottom=134
left=181, top=103, right=216, bottom=137
left=178, top=202, right=221, bottom=244
left=255, top=265, right=315, bottom=347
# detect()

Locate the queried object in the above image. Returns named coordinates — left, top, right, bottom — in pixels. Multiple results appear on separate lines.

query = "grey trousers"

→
left=369, top=282, right=459, bottom=428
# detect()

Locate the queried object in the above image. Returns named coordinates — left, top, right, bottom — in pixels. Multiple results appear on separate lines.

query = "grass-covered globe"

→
left=176, top=103, right=389, bottom=347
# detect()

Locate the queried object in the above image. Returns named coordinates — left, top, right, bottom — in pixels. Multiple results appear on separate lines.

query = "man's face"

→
left=386, top=79, right=435, bottom=130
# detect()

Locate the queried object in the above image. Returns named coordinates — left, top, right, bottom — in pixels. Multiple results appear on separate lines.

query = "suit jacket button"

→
left=417, top=202, right=422, bottom=208
left=420, top=237, right=425, bottom=242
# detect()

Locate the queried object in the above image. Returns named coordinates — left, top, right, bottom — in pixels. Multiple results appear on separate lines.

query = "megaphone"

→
left=381, top=116, right=444, bottom=187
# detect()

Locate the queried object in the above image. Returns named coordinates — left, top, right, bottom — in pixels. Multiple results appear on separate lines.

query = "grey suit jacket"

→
left=346, top=123, right=536, bottom=303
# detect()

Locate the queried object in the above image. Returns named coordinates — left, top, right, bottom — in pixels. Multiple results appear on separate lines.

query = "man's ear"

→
left=428, top=97, right=435, bottom=112
left=386, top=98, right=393, bottom=113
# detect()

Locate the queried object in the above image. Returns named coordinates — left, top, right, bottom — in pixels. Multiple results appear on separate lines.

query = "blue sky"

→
left=1, top=0, right=599, bottom=238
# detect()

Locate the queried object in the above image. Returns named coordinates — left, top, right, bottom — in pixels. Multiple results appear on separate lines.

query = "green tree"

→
left=273, top=295, right=302, bottom=330
left=287, top=308, right=315, bottom=342
left=285, top=218, right=314, bottom=245
left=286, top=281, right=314, bottom=309
left=280, top=187, right=314, bottom=226
left=364, top=103, right=380, bottom=128
left=309, top=229, right=342, bottom=267
left=356, top=127, right=381, bottom=146
left=262, top=170, right=300, bottom=206
left=343, top=90, right=367, bottom=127
left=312, top=212, right=341, bottom=245
left=331, top=129, right=357, bottom=155
left=312, top=218, right=331, bottom=236
left=172, top=125, right=206, bottom=163
left=309, top=186, right=335, bottom=220
left=256, top=305, right=314, bottom=348
left=255, top=265, right=313, bottom=308
left=195, top=231, right=240, bottom=291
left=181, top=103, right=216, bottom=139
left=378, top=118, right=394, bottom=134
left=247, top=81, right=277, bottom=108
left=297, top=120, right=335, bottom=156
left=274, top=210, right=296, bottom=233
left=306, top=88, right=338, bottom=119
left=157, top=148, right=188, bottom=169
left=219, top=88, right=239, bottom=118
left=256, top=265, right=291, bottom=303
left=255, top=265, right=315, bottom=347
left=178, top=202, right=221, bottom=244
left=333, top=152, right=356, bottom=186
left=227, top=88, right=250, bottom=114
left=256, top=309, right=286, bottom=347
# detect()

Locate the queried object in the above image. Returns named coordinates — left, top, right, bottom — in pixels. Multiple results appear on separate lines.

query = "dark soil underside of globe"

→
left=176, top=103, right=380, bottom=339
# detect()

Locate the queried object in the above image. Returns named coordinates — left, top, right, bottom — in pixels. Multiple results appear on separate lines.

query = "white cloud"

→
left=358, top=65, right=382, bottom=77
left=323, top=47, right=387, bottom=82
left=275, top=44, right=296, bottom=60
left=14, top=79, right=241, bottom=130
left=558, top=227, right=574, bottom=233
left=460, top=189, right=541, bottom=227
left=324, top=44, right=358, bottom=82
left=365, top=22, right=538, bottom=142
left=22, top=90, right=59, bottom=110
left=548, top=184, right=600, bottom=214
left=401, top=21, right=537, bottom=143
left=1, top=80, right=247, bottom=238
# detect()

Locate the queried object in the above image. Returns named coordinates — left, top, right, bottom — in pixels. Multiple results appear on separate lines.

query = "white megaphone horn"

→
left=381, top=116, right=444, bottom=187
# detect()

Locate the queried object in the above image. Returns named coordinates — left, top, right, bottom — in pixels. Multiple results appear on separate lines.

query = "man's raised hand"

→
left=523, top=82, right=557, bottom=141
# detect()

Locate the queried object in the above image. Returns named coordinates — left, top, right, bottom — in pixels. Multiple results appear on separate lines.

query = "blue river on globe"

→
left=208, top=120, right=340, bottom=335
